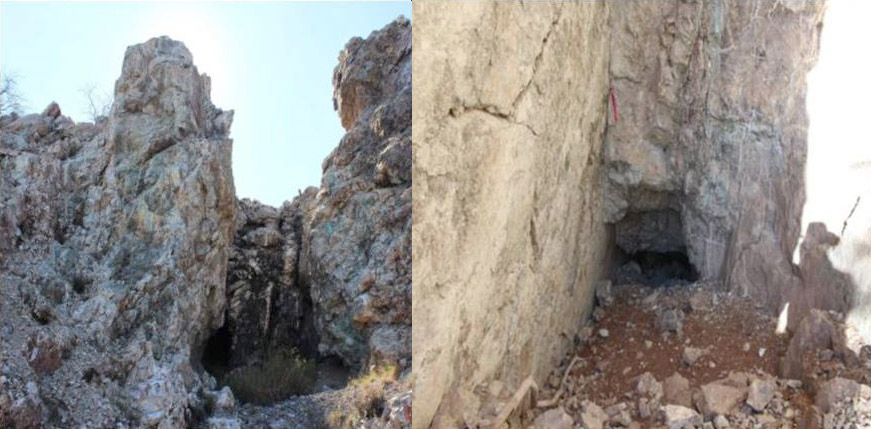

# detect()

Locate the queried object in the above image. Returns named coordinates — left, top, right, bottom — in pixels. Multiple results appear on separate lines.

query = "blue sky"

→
left=0, top=1, right=410, bottom=206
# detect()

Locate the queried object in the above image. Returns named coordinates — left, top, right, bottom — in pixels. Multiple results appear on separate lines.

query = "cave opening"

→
left=610, top=208, right=699, bottom=287
left=201, top=323, right=233, bottom=379
left=198, top=317, right=352, bottom=405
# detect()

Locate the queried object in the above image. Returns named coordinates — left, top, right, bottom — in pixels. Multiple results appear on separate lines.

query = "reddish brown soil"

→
left=552, top=283, right=812, bottom=411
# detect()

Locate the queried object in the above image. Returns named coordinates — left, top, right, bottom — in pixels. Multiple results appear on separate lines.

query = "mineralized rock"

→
left=662, top=404, right=702, bottom=429
left=222, top=197, right=316, bottom=367
left=699, top=382, right=746, bottom=417
left=301, top=16, right=411, bottom=369
left=531, top=407, right=574, bottom=429
left=0, top=36, right=235, bottom=427
left=604, top=0, right=825, bottom=312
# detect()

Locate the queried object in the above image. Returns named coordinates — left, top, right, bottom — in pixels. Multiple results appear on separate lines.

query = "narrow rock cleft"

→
left=0, top=16, right=411, bottom=429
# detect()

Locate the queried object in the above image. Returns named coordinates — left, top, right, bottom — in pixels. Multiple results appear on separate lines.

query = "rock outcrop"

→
left=604, top=1, right=825, bottom=313
left=0, top=36, right=235, bottom=427
left=0, top=15, right=410, bottom=428
left=221, top=197, right=316, bottom=368
left=218, top=17, right=412, bottom=374
left=412, top=2, right=612, bottom=427
left=303, top=16, right=411, bottom=369
left=412, top=1, right=829, bottom=428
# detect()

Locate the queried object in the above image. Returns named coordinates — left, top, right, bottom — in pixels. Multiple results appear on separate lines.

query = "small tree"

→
left=0, top=74, right=24, bottom=116
left=79, top=83, right=111, bottom=122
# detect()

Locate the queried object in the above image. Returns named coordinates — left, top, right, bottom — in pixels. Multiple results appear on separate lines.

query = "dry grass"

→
left=224, top=348, right=316, bottom=405
left=327, top=364, right=398, bottom=428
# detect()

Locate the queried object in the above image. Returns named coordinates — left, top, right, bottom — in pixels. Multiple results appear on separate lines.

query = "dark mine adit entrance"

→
left=200, top=314, right=352, bottom=405
left=610, top=208, right=699, bottom=286
left=199, top=271, right=351, bottom=405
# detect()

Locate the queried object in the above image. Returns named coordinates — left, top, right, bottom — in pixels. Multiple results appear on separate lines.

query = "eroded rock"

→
left=303, top=16, right=411, bottom=369
left=0, top=36, right=235, bottom=427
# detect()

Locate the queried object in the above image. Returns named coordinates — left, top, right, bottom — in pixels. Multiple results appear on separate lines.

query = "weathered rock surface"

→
left=530, top=407, right=574, bottom=429
left=294, top=16, right=411, bottom=370
left=662, top=404, right=702, bottom=429
left=698, top=382, right=745, bottom=417
left=217, top=18, right=411, bottom=374
left=0, top=36, right=235, bottom=427
left=221, top=197, right=316, bottom=368
left=1, top=15, right=411, bottom=428
left=605, top=0, right=826, bottom=315
left=412, top=2, right=612, bottom=427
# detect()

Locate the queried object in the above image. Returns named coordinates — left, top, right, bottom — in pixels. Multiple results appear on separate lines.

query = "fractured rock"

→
left=663, top=372, right=693, bottom=408
left=531, top=407, right=574, bottom=429
left=1, top=35, right=236, bottom=428
left=699, top=383, right=746, bottom=417
left=304, top=16, right=411, bottom=369
left=580, top=401, right=609, bottom=429
left=746, top=378, right=776, bottom=412
left=662, top=404, right=702, bottom=429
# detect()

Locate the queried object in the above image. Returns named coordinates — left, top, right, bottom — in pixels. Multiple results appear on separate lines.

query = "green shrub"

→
left=224, top=348, right=316, bottom=405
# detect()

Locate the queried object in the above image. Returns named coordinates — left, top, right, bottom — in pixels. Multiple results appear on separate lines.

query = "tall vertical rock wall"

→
left=412, top=2, right=612, bottom=427
left=0, top=37, right=236, bottom=428
left=303, top=16, right=411, bottom=369
left=412, top=1, right=828, bottom=427
left=218, top=17, right=412, bottom=373
left=605, top=0, right=825, bottom=313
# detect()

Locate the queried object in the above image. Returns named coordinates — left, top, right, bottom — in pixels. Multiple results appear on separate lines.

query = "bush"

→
left=224, top=348, right=316, bottom=405
left=327, top=364, right=398, bottom=428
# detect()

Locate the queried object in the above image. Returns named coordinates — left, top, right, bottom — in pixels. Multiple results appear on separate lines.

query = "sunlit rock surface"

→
left=0, top=36, right=236, bottom=428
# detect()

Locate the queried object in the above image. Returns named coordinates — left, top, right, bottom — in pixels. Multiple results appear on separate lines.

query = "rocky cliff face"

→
left=221, top=197, right=317, bottom=369
left=604, top=1, right=825, bottom=315
left=412, top=1, right=829, bottom=427
left=0, top=37, right=235, bottom=428
left=218, top=17, right=412, bottom=374
left=412, top=3, right=612, bottom=427
left=304, top=16, right=411, bottom=369
left=1, top=17, right=411, bottom=428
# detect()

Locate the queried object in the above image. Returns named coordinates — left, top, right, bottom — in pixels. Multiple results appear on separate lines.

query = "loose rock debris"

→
left=473, top=282, right=871, bottom=428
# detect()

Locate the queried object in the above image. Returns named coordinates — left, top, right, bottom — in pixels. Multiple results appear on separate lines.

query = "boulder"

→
left=698, top=383, right=746, bottom=417
left=531, top=407, right=574, bottom=429
left=579, top=401, right=608, bottom=429
left=815, top=377, right=861, bottom=413
left=663, top=372, right=693, bottom=408
left=746, top=378, right=776, bottom=412
left=662, top=404, right=702, bottom=429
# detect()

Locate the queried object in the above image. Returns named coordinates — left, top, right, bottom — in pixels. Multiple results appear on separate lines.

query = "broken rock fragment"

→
left=531, top=407, right=574, bottom=429
left=662, top=404, right=702, bottom=429
left=746, top=378, right=776, bottom=412
left=698, top=382, right=746, bottom=417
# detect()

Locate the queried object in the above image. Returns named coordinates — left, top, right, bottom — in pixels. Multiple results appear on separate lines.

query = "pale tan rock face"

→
left=604, top=1, right=826, bottom=312
left=412, top=2, right=612, bottom=427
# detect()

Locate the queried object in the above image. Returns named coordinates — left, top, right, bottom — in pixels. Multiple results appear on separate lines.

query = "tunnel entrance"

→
left=201, top=324, right=233, bottom=379
left=610, top=208, right=699, bottom=287
left=613, top=249, right=699, bottom=286
left=199, top=317, right=352, bottom=406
